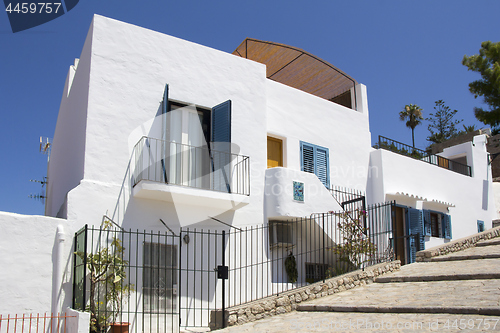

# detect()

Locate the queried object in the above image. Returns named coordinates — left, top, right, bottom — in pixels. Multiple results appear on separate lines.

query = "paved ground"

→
left=215, top=312, right=500, bottom=332
left=213, top=238, right=500, bottom=332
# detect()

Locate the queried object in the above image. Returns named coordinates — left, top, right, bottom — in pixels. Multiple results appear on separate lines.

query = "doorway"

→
left=392, top=206, right=407, bottom=264
left=165, top=102, right=211, bottom=189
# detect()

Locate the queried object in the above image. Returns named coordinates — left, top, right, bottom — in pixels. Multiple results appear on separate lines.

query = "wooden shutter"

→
left=301, top=143, right=315, bottom=174
left=211, top=100, right=232, bottom=192
left=162, top=84, right=169, bottom=114
left=442, top=215, right=452, bottom=239
left=211, top=100, right=231, bottom=144
left=161, top=84, right=169, bottom=182
left=300, top=141, right=329, bottom=187
left=423, top=210, right=431, bottom=236
left=315, top=146, right=329, bottom=187
left=407, top=208, right=425, bottom=263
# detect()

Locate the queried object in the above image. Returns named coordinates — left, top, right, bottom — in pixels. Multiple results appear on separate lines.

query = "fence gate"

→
left=177, top=228, right=227, bottom=331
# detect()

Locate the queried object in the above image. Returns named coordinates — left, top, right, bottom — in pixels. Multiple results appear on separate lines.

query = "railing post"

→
left=221, top=230, right=226, bottom=328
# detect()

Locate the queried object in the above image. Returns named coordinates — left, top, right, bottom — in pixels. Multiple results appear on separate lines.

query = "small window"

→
left=269, top=221, right=293, bottom=248
left=305, top=263, right=329, bottom=283
left=267, top=136, right=283, bottom=168
left=477, top=220, right=485, bottom=233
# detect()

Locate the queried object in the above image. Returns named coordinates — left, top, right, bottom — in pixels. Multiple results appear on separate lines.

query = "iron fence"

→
left=375, top=135, right=471, bottom=176
left=132, top=136, right=250, bottom=195
left=73, top=201, right=395, bottom=332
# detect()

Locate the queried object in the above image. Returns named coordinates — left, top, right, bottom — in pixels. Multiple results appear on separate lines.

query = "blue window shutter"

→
left=423, top=210, right=431, bottom=236
left=442, top=215, right=452, bottom=239
left=211, top=100, right=232, bottom=193
left=161, top=84, right=169, bottom=182
left=300, top=141, right=329, bottom=188
left=315, top=147, right=329, bottom=187
left=407, top=208, right=425, bottom=263
left=211, top=100, right=231, bottom=144
left=301, top=143, right=315, bottom=174
left=477, top=220, right=485, bottom=233
left=162, top=84, right=169, bottom=114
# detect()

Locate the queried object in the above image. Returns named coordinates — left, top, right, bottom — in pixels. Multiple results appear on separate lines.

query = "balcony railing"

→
left=375, top=135, right=472, bottom=177
left=132, top=137, right=250, bottom=195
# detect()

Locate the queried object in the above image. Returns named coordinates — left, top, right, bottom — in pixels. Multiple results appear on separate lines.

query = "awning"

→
left=388, top=192, right=455, bottom=207
left=233, top=38, right=357, bottom=108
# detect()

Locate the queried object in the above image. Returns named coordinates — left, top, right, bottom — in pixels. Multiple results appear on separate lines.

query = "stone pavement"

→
left=214, top=237, right=500, bottom=332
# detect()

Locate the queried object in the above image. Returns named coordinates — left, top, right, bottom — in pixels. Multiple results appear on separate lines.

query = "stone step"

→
left=477, top=238, right=500, bottom=247
left=376, top=272, right=500, bottom=283
left=430, top=253, right=500, bottom=261
left=375, top=258, right=500, bottom=283
left=428, top=244, right=500, bottom=262
left=296, top=279, right=500, bottom=316
left=297, top=304, right=500, bottom=316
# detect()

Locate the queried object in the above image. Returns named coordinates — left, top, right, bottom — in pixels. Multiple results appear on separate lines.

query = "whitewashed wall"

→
left=47, top=15, right=268, bottom=231
left=266, top=80, right=372, bottom=192
left=368, top=135, right=495, bottom=241
left=264, top=167, right=342, bottom=219
left=46, top=22, right=93, bottom=218
left=0, top=212, right=76, bottom=315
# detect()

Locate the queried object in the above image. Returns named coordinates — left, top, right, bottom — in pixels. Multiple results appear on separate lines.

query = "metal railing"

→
left=132, top=137, right=250, bottom=195
left=0, top=313, right=76, bottom=333
left=375, top=135, right=472, bottom=177
left=73, top=201, right=395, bottom=331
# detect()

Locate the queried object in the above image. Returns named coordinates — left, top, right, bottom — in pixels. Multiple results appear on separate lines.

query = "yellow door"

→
left=267, top=137, right=283, bottom=168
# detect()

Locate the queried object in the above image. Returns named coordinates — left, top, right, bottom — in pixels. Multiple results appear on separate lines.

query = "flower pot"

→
left=110, top=322, right=130, bottom=333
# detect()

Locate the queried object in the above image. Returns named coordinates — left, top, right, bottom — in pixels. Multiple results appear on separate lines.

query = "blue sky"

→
left=1, top=0, right=498, bottom=215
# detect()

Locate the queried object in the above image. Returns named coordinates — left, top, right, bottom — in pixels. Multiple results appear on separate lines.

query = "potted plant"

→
left=76, top=220, right=134, bottom=333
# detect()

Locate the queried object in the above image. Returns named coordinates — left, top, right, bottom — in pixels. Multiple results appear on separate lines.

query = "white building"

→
left=0, top=14, right=496, bottom=331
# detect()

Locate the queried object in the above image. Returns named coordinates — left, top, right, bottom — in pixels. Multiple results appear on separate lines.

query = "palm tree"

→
left=399, top=104, right=424, bottom=148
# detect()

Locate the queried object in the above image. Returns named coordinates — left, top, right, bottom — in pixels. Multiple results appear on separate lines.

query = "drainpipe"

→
left=52, top=224, right=66, bottom=329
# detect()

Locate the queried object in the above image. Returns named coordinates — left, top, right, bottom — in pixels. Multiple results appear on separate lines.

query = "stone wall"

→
left=210, top=261, right=401, bottom=329
left=416, top=225, right=500, bottom=262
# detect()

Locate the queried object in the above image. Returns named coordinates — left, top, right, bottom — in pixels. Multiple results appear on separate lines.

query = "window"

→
left=430, top=212, right=440, bottom=238
left=300, top=141, right=329, bottom=187
left=305, top=263, right=329, bottom=283
left=161, top=83, right=233, bottom=192
left=267, top=136, right=283, bottom=168
left=143, top=242, right=177, bottom=313
left=269, top=220, right=293, bottom=248
left=423, top=210, right=452, bottom=239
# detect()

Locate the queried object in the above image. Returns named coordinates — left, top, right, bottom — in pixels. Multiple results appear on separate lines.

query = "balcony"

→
left=374, top=136, right=472, bottom=177
left=132, top=137, right=250, bottom=196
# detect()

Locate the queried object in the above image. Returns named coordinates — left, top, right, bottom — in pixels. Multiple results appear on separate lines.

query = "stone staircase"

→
left=217, top=227, right=500, bottom=332
left=297, top=237, right=500, bottom=316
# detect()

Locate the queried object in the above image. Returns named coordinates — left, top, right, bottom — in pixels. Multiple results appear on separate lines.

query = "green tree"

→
left=462, top=41, right=500, bottom=132
left=426, top=100, right=463, bottom=144
left=399, top=104, right=424, bottom=148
